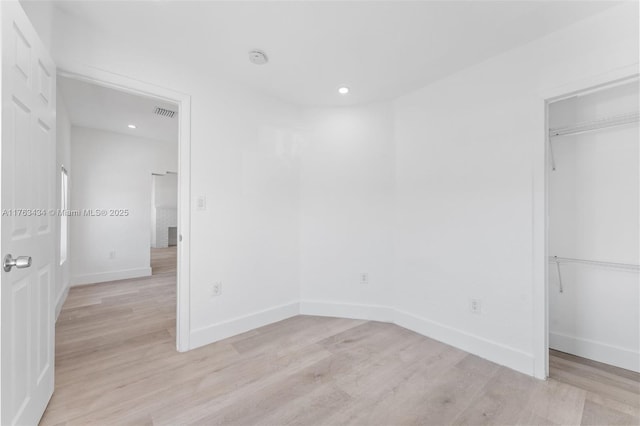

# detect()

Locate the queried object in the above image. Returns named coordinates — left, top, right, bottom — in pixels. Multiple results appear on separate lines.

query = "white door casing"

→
left=1, top=1, right=57, bottom=424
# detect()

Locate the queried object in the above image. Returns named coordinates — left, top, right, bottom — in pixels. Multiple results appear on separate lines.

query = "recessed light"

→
left=128, top=124, right=136, bottom=129
left=338, top=87, right=350, bottom=95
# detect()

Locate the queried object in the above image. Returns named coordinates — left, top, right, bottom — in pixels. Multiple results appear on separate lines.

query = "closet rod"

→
left=549, top=256, right=640, bottom=272
left=549, top=111, right=639, bottom=138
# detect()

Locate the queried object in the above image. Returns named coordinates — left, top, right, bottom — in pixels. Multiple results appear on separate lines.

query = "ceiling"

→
left=58, top=76, right=179, bottom=142
left=50, top=1, right=620, bottom=107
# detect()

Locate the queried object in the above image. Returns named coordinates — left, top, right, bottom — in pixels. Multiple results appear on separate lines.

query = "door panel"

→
left=36, top=120, right=53, bottom=235
left=37, top=60, right=52, bottom=105
left=36, top=267, right=51, bottom=385
left=13, top=24, right=31, bottom=81
left=10, top=97, right=33, bottom=240
left=11, top=277, right=30, bottom=417
left=1, top=1, right=57, bottom=425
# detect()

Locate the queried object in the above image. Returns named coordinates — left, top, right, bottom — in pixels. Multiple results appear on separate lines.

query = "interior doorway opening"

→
left=55, top=67, right=191, bottom=351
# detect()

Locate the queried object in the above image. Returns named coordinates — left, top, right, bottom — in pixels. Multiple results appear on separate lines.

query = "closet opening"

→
left=546, top=78, right=639, bottom=385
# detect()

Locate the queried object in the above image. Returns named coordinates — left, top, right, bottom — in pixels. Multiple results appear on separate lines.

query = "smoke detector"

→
left=249, top=50, right=268, bottom=65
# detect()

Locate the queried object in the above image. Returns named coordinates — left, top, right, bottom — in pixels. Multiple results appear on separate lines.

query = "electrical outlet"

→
left=470, top=298, right=482, bottom=314
left=109, top=250, right=116, bottom=260
left=196, top=195, right=207, bottom=211
left=360, top=273, right=369, bottom=284
left=211, top=282, right=222, bottom=297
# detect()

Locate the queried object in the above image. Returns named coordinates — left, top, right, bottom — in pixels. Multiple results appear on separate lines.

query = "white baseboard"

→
left=299, top=300, right=534, bottom=376
left=393, top=309, right=534, bottom=376
left=550, top=331, right=640, bottom=373
left=189, top=301, right=300, bottom=350
left=55, top=285, right=70, bottom=321
left=71, top=267, right=152, bottom=286
left=189, top=299, right=535, bottom=377
left=299, top=300, right=395, bottom=322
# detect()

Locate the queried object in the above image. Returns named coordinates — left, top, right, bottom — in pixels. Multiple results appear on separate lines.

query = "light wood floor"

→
left=42, top=250, right=639, bottom=425
left=151, top=246, right=177, bottom=275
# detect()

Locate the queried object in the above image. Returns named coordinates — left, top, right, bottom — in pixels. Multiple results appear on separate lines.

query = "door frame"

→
left=532, top=63, right=639, bottom=379
left=57, top=65, right=192, bottom=352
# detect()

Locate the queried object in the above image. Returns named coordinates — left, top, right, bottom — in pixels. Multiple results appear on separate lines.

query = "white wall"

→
left=33, top=4, right=303, bottom=347
left=299, top=103, right=395, bottom=318
left=154, top=173, right=177, bottom=208
left=392, top=3, right=638, bottom=375
left=548, top=82, right=639, bottom=372
left=70, top=127, right=177, bottom=285
left=55, top=91, right=71, bottom=316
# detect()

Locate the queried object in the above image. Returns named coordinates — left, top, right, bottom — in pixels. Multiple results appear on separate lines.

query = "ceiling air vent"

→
left=154, top=107, right=176, bottom=118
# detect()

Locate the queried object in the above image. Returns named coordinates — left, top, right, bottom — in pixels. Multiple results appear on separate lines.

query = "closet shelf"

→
left=549, top=256, right=640, bottom=272
left=549, top=111, right=639, bottom=138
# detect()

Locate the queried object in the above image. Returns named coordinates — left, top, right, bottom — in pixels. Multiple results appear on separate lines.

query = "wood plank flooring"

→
left=151, top=246, right=177, bottom=275
left=41, top=249, right=639, bottom=425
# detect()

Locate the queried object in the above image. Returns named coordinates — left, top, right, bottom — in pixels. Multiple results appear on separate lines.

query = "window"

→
left=60, top=166, right=68, bottom=265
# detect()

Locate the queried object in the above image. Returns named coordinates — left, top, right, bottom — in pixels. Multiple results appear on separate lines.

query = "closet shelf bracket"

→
left=548, top=111, right=639, bottom=172
left=549, top=256, right=640, bottom=272
left=549, top=111, right=639, bottom=138
left=553, top=256, right=563, bottom=293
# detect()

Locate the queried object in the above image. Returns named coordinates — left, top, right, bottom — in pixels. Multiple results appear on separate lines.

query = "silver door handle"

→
left=3, top=254, right=32, bottom=272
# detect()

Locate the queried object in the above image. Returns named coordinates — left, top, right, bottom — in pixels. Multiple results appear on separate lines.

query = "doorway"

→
left=56, top=67, right=191, bottom=351
left=545, top=78, right=639, bottom=377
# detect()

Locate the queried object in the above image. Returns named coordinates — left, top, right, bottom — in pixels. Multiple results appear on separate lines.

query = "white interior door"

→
left=1, top=1, right=57, bottom=424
